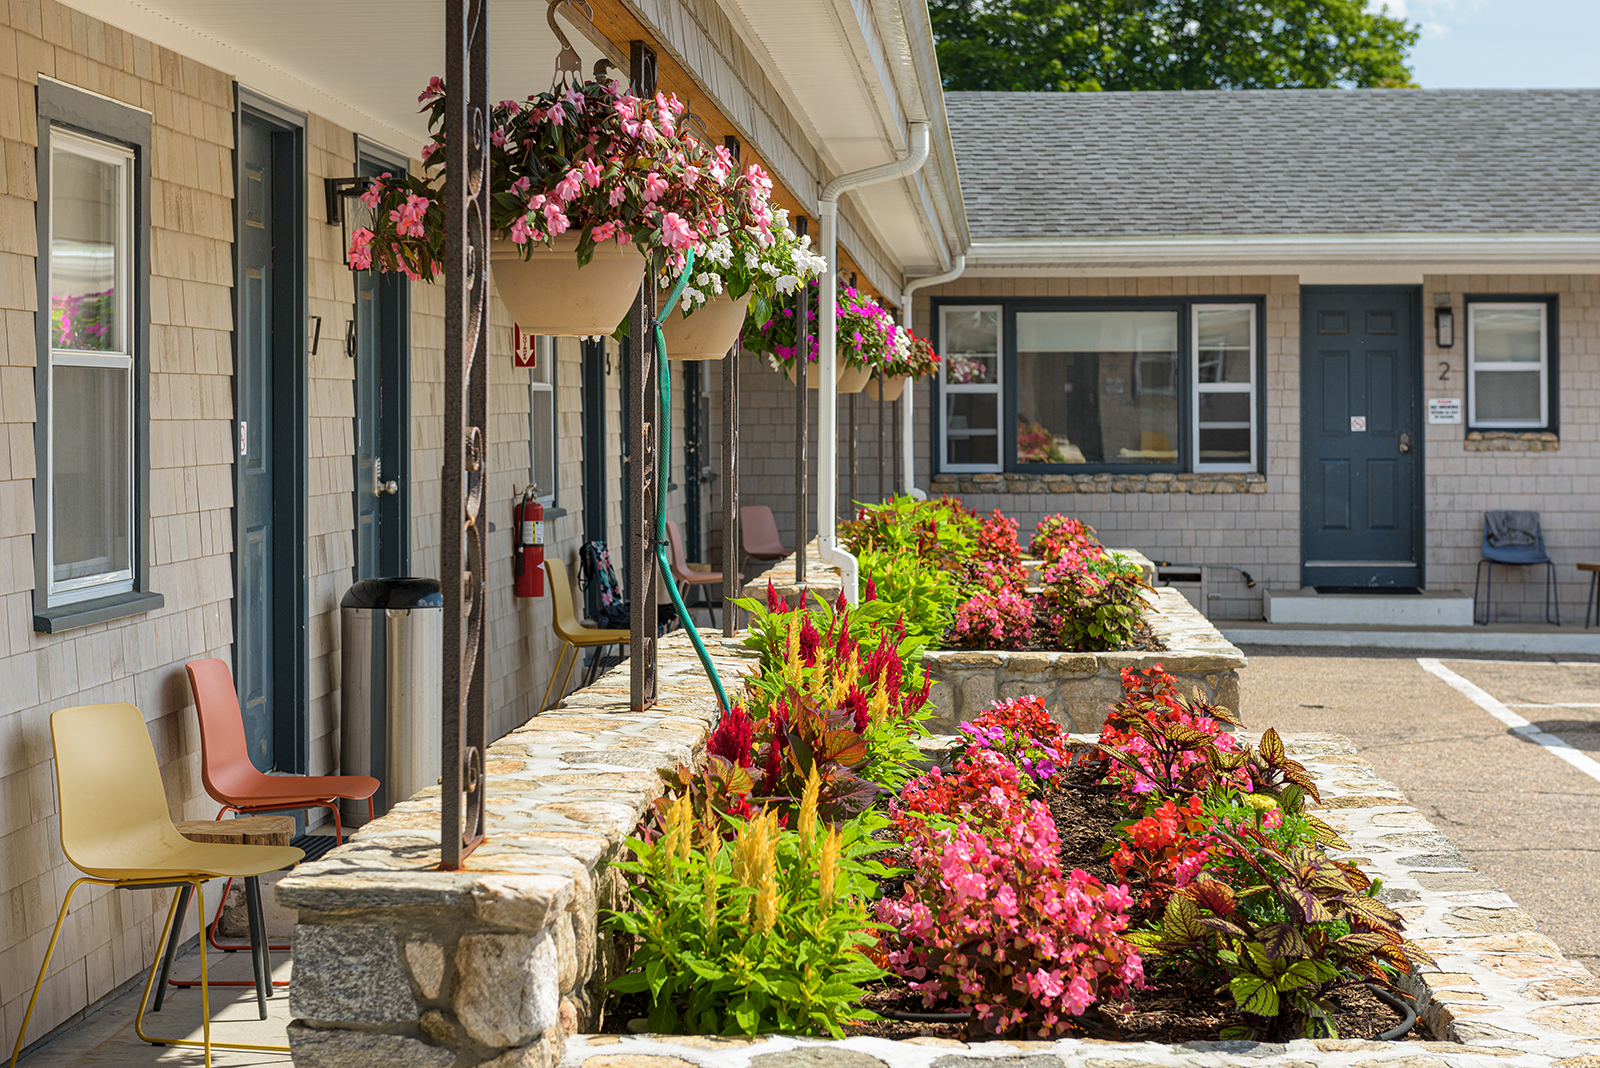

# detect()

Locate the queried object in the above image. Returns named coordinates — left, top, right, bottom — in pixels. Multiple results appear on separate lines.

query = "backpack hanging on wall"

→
left=579, top=540, right=630, bottom=630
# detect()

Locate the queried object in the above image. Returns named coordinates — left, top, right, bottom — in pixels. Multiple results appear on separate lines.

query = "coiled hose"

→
left=651, top=250, right=731, bottom=714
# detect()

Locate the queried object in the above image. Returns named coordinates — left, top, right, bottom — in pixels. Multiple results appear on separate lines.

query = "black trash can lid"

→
left=341, top=577, right=444, bottom=609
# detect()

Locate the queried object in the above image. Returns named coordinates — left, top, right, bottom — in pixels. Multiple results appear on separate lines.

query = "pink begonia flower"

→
left=581, top=160, right=603, bottom=188
left=641, top=172, right=670, bottom=203
left=607, top=184, right=627, bottom=208
left=1263, top=806, right=1283, bottom=830
left=555, top=168, right=583, bottom=201
left=658, top=212, right=692, bottom=250
left=1065, top=976, right=1094, bottom=1015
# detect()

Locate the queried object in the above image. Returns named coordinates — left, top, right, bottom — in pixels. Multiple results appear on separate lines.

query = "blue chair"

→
left=1473, top=511, right=1559, bottom=626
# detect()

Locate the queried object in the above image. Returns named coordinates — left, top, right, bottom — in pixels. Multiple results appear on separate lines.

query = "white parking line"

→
left=1418, top=657, right=1600, bottom=786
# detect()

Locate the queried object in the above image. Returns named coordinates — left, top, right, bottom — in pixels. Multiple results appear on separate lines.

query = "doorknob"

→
left=1399, top=432, right=1412, bottom=454
left=373, top=457, right=399, bottom=498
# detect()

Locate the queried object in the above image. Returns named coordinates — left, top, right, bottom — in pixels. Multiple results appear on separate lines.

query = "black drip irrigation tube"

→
left=880, top=984, right=1417, bottom=1039
left=651, top=250, right=730, bottom=715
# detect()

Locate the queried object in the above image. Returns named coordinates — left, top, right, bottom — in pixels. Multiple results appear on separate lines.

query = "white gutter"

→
left=818, top=120, right=931, bottom=604
left=967, top=231, right=1600, bottom=270
left=897, top=253, right=966, bottom=497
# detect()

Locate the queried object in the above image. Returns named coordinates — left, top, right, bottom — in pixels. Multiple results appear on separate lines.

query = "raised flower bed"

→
left=742, top=497, right=1245, bottom=732
left=282, top=629, right=1600, bottom=1067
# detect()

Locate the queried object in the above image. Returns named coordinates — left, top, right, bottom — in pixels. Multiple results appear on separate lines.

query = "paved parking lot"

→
left=1242, top=646, right=1600, bottom=974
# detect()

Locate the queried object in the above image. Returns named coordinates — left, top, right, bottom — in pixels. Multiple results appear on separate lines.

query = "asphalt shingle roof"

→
left=946, top=89, right=1600, bottom=240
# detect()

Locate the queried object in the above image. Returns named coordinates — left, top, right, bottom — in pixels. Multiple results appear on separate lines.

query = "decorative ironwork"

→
left=722, top=135, right=741, bottom=638
left=440, top=0, right=490, bottom=871
left=793, top=216, right=808, bottom=584
left=547, top=0, right=593, bottom=91
left=628, top=40, right=660, bottom=712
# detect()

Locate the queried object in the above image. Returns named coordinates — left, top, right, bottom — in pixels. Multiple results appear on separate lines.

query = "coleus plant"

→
left=350, top=76, right=772, bottom=280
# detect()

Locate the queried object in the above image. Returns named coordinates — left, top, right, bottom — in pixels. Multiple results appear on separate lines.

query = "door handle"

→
left=373, top=457, right=399, bottom=498
left=1399, top=432, right=1412, bottom=454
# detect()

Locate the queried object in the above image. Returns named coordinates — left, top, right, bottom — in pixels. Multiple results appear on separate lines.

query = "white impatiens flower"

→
left=775, top=274, right=800, bottom=293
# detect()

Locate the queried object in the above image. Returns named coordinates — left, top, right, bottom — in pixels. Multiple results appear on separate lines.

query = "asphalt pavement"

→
left=1241, top=645, right=1600, bottom=975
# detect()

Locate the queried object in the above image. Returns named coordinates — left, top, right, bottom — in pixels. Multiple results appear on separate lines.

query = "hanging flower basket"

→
left=493, top=235, right=644, bottom=338
left=661, top=290, right=750, bottom=360
left=785, top=360, right=873, bottom=393
left=864, top=373, right=909, bottom=401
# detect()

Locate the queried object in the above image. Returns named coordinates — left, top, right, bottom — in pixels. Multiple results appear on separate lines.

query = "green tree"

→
left=932, top=0, right=1418, bottom=92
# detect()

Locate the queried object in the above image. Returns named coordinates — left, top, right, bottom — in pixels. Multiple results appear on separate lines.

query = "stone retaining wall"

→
left=280, top=633, right=1600, bottom=1067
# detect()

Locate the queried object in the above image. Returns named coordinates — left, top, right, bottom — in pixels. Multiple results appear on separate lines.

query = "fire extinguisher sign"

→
left=513, top=324, right=537, bottom=369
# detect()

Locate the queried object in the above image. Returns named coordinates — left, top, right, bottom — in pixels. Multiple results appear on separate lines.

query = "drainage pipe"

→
left=898, top=253, right=965, bottom=497
left=817, top=121, right=931, bottom=603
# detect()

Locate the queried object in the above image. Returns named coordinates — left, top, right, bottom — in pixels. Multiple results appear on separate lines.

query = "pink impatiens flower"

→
left=389, top=194, right=430, bottom=238
left=581, top=159, right=603, bottom=188
left=554, top=168, right=583, bottom=201
left=659, top=212, right=692, bottom=250
left=641, top=171, right=669, bottom=203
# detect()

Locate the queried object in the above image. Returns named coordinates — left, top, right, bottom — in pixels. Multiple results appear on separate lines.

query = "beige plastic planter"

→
left=661, top=291, right=751, bottom=360
left=785, top=361, right=873, bottom=392
left=490, top=235, right=643, bottom=338
left=864, top=373, right=909, bottom=401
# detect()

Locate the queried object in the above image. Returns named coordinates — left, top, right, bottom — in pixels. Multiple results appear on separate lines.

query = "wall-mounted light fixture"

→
left=324, top=176, right=375, bottom=268
left=1434, top=292, right=1455, bottom=349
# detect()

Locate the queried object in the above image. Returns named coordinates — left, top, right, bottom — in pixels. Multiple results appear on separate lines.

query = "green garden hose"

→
left=651, top=250, right=732, bottom=714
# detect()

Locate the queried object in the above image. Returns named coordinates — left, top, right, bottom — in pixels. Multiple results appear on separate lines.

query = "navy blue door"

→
left=1300, top=288, right=1422, bottom=588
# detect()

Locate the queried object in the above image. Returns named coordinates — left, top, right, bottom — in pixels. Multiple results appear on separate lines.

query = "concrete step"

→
left=1264, top=587, right=1474, bottom=627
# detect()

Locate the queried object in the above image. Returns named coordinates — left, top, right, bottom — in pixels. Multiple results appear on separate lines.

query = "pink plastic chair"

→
left=739, top=504, right=788, bottom=581
left=665, top=519, right=737, bottom=626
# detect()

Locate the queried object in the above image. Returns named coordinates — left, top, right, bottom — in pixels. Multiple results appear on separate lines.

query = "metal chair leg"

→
left=9, top=878, right=91, bottom=1068
left=538, top=642, right=572, bottom=714
left=1588, top=572, right=1598, bottom=629
left=151, top=883, right=194, bottom=1012
left=1474, top=559, right=1488, bottom=625
left=244, top=876, right=269, bottom=1017
left=1548, top=561, right=1561, bottom=626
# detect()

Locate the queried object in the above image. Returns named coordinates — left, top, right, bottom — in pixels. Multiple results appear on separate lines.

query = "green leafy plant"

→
left=1037, top=551, right=1153, bottom=652
left=608, top=782, right=889, bottom=1036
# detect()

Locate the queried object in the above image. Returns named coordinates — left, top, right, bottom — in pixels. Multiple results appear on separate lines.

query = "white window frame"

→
left=1467, top=301, right=1548, bottom=429
left=937, top=304, right=1003, bottom=473
left=1191, top=303, right=1257, bottom=473
left=529, top=334, right=557, bottom=505
left=46, top=129, right=136, bottom=606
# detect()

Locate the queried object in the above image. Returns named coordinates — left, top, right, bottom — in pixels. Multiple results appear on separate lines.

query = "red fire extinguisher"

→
left=513, top=486, right=545, bottom=598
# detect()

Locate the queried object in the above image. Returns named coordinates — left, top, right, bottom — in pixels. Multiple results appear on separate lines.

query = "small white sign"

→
left=1428, top=398, right=1462, bottom=425
left=1350, top=416, right=1367, bottom=433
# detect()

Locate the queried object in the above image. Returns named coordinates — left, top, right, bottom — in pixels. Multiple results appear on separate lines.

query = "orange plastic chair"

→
left=665, top=518, right=737, bottom=626
left=8, top=703, right=302, bottom=1068
left=185, top=658, right=377, bottom=959
left=542, top=557, right=629, bottom=712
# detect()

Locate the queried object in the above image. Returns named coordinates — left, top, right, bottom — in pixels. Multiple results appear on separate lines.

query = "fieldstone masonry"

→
left=281, top=632, right=1600, bottom=1066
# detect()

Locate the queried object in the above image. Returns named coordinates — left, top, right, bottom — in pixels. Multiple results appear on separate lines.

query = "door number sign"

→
left=1350, top=416, right=1366, bottom=433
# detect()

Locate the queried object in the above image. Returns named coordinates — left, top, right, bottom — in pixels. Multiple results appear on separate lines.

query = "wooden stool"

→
left=1581, top=564, right=1600, bottom=629
left=152, top=815, right=298, bottom=1018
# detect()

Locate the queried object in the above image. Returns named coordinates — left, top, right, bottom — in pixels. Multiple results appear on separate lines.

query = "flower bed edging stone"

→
left=279, top=631, right=1600, bottom=1068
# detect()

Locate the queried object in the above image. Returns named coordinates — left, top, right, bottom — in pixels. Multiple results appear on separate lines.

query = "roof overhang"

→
left=965, top=232, right=1600, bottom=275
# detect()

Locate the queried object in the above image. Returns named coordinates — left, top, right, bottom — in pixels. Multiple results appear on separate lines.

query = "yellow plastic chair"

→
left=540, top=557, right=629, bottom=712
left=9, top=703, right=303, bottom=1068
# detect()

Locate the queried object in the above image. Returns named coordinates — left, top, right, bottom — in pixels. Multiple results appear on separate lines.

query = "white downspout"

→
left=898, top=253, right=965, bottom=498
left=817, top=121, right=931, bottom=605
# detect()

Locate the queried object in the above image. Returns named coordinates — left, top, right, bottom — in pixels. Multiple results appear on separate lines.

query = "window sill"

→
left=35, top=589, right=164, bottom=634
left=1464, top=431, right=1559, bottom=452
left=930, top=471, right=1267, bottom=496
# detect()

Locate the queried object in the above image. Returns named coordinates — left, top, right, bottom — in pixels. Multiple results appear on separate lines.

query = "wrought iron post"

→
left=722, top=136, right=741, bottom=637
left=629, top=41, right=660, bottom=712
left=440, top=0, right=490, bottom=871
left=793, top=216, right=809, bottom=584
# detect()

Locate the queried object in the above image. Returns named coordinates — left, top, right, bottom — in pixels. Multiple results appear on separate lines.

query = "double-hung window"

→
left=34, top=81, right=157, bottom=631
left=1193, top=304, right=1258, bottom=471
left=938, top=306, right=1001, bottom=470
left=1467, top=299, right=1555, bottom=430
left=529, top=334, right=557, bottom=504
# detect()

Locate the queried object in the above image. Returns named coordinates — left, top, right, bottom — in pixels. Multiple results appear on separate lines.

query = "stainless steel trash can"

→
left=340, top=578, right=443, bottom=827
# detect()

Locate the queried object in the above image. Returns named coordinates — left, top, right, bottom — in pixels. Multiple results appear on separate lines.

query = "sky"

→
left=1373, top=0, right=1600, bottom=87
